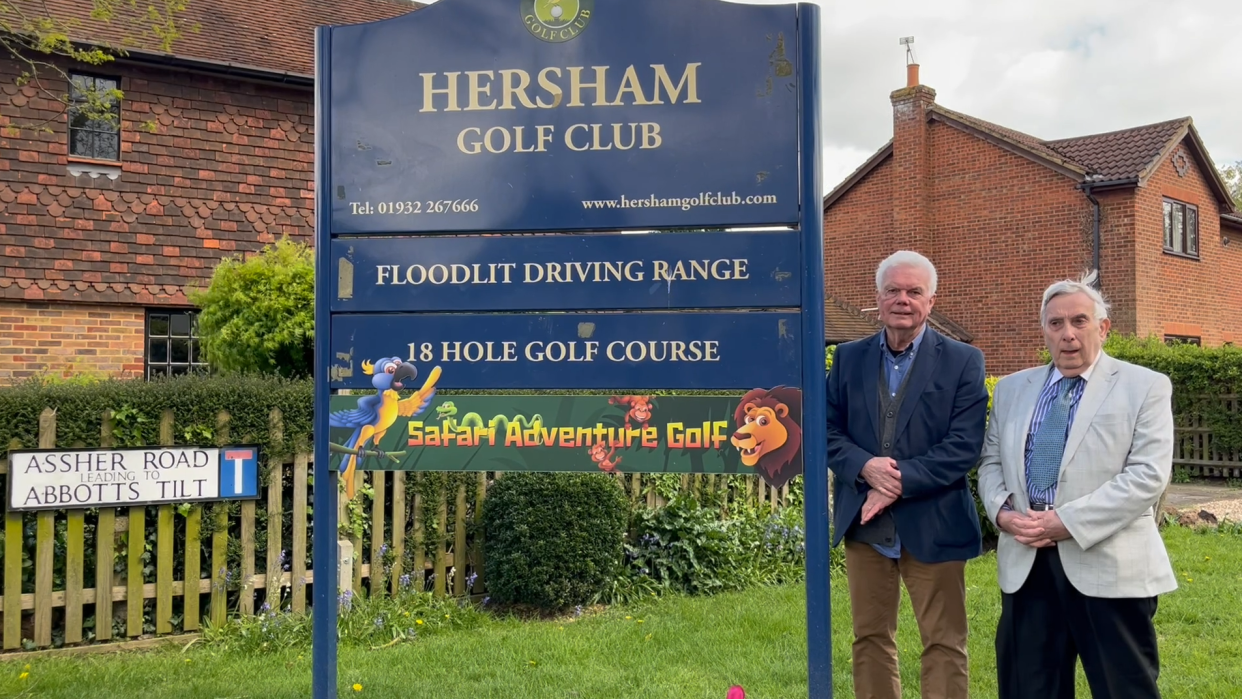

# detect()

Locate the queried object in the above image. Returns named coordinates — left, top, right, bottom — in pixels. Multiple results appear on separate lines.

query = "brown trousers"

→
left=844, top=540, right=969, bottom=699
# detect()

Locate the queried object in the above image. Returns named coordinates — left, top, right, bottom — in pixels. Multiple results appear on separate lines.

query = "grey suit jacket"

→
left=977, top=352, right=1178, bottom=598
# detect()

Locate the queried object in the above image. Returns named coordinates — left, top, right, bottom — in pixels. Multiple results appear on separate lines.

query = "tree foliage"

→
left=0, top=0, right=195, bottom=134
left=188, top=238, right=315, bottom=379
left=1222, top=160, right=1242, bottom=210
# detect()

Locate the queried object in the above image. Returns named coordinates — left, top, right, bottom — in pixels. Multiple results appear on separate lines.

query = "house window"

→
left=1162, top=198, right=1199, bottom=258
left=1164, top=334, right=1201, bottom=346
left=68, top=73, right=121, bottom=161
left=146, top=310, right=207, bottom=379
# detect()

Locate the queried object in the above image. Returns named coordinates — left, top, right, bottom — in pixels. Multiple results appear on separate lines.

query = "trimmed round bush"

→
left=482, top=472, right=628, bottom=609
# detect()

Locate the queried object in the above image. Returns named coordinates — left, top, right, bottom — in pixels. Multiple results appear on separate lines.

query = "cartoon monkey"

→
left=609, top=395, right=654, bottom=430
left=588, top=442, right=622, bottom=473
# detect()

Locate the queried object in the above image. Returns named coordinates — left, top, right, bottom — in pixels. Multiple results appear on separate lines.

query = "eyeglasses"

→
left=880, top=287, right=926, bottom=300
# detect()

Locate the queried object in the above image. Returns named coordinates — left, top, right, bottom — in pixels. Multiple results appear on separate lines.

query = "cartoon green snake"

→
left=434, top=401, right=543, bottom=434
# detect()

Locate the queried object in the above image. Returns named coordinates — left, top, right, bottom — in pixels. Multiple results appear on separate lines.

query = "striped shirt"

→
left=1022, top=365, right=1092, bottom=506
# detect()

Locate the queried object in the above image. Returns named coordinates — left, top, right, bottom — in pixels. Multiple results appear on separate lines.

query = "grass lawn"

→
left=1, top=525, right=1238, bottom=698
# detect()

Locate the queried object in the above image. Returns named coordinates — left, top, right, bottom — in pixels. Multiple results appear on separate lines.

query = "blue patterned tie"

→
left=1027, top=377, right=1082, bottom=499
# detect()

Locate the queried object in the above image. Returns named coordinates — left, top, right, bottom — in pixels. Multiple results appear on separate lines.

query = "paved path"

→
left=1164, top=481, right=1242, bottom=522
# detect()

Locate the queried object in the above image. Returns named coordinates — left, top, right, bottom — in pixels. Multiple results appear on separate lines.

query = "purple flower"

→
left=399, top=573, right=411, bottom=589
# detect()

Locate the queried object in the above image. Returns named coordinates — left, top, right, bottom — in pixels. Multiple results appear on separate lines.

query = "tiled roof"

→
left=825, top=296, right=881, bottom=343
left=829, top=101, right=1236, bottom=214
left=1045, top=118, right=1191, bottom=182
left=9, top=0, right=423, bottom=78
left=930, top=105, right=1079, bottom=171
left=823, top=296, right=973, bottom=345
left=928, top=310, right=974, bottom=344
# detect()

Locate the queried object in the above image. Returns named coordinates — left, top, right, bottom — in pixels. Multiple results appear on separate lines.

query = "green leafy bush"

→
left=188, top=237, right=314, bottom=378
left=1100, top=335, right=1242, bottom=451
left=621, top=496, right=807, bottom=597
left=481, top=472, right=629, bottom=610
left=966, top=376, right=1000, bottom=539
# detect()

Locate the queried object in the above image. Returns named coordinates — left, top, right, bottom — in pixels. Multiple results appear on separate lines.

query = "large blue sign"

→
left=327, top=0, right=799, bottom=234
left=313, top=1, right=829, bottom=697
left=330, top=231, right=801, bottom=312
left=329, top=311, right=801, bottom=389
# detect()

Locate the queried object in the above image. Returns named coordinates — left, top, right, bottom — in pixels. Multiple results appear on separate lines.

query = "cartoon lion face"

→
left=730, top=386, right=804, bottom=489
left=731, top=402, right=790, bottom=467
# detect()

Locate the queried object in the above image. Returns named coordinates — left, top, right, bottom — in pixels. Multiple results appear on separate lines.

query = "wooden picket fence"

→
left=1172, top=395, right=1242, bottom=479
left=0, top=406, right=788, bottom=653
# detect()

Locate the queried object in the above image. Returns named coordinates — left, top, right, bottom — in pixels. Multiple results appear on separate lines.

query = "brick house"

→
left=823, top=64, right=1242, bottom=375
left=0, top=0, right=422, bottom=382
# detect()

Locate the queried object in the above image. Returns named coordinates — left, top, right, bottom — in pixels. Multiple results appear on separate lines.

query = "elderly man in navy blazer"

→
left=825, top=250, right=990, bottom=699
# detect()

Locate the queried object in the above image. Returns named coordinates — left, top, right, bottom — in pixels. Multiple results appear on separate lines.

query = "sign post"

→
left=313, top=0, right=828, bottom=695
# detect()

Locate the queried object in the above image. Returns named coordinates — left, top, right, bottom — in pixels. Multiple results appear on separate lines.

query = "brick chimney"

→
left=890, top=65, right=935, bottom=250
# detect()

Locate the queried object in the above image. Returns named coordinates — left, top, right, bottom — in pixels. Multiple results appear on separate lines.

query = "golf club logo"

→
left=521, top=0, right=594, bottom=43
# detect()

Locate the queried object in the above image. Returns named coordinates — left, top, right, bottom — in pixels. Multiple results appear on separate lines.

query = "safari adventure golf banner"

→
left=328, top=382, right=803, bottom=490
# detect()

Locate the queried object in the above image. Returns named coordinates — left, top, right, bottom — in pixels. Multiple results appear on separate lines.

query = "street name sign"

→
left=7, top=446, right=261, bottom=511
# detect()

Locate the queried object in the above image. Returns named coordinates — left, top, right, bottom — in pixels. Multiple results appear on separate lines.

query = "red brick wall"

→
left=1133, top=141, right=1242, bottom=345
left=822, top=114, right=1094, bottom=375
left=0, top=301, right=144, bottom=381
left=0, top=57, right=314, bottom=308
left=1095, top=188, right=1138, bottom=337
left=823, top=155, right=894, bottom=311
left=890, top=87, right=935, bottom=251
left=924, top=122, right=1092, bottom=374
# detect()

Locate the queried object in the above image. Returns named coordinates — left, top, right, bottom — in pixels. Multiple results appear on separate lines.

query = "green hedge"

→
left=1095, top=336, right=1242, bottom=451
left=0, top=374, right=314, bottom=461
left=481, top=472, right=629, bottom=610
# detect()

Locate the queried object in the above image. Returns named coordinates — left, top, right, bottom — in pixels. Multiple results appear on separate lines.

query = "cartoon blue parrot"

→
left=329, top=357, right=441, bottom=499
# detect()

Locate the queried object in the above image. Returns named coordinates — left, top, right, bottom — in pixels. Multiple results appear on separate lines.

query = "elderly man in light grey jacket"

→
left=977, top=272, right=1177, bottom=699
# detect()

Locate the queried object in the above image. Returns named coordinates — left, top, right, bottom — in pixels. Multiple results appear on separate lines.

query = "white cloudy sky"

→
left=421, top=0, right=1242, bottom=189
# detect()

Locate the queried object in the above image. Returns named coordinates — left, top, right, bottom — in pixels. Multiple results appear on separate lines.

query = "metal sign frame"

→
left=312, top=1, right=828, bottom=696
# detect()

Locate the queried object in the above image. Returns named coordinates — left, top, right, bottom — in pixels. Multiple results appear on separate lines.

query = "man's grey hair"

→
left=1040, top=270, right=1110, bottom=325
left=875, top=250, right=938, bottom=296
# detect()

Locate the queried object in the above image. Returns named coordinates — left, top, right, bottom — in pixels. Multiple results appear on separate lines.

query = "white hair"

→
left=876, top=250, right=938, bottom=296
left=1040, top=270, right=1110, bottom=325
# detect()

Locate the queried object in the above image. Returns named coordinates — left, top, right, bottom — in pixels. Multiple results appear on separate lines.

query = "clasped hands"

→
left=997, top=507, right=1071, bottom=548
left=859, top=457, right=902, bottom=524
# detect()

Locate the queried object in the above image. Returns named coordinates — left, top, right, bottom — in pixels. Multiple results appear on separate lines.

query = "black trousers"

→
left=996, top=546, right=1162, bottom=699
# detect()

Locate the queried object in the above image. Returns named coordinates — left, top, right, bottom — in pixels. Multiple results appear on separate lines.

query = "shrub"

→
left=481, top=472, right=629, bottom=610
left=1101, top=335, right=1242, bottom=451
left=966, top=376, right=1001, bottom=539
left=188, top=237, right=315, bottom=378
left=622, top=496, right=806, bottom=597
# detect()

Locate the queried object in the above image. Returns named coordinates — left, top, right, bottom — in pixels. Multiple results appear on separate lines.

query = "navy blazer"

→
left=826, top=326, right=989, bottom=563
